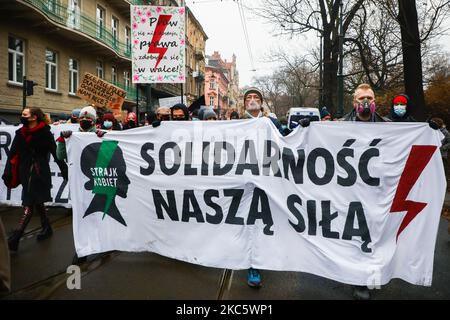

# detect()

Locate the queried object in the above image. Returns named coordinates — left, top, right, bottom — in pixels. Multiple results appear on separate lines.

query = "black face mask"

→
left=80, top=119, right=93, bottom=130
left=71, top=117, right=78, bottom=123
left=128, top=120, right=136, bottom=127
left=20, top=117, right=30, bottom=126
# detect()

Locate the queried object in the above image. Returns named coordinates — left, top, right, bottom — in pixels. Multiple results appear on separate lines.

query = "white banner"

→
left=67, top=119, right=446, bottom=286
left=131, top=5, right=186, bottom=83
left=0, top=124, right=77, bottom=208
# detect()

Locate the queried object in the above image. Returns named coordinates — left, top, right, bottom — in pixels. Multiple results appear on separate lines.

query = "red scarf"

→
left=20, top=121, right=46, bottom=144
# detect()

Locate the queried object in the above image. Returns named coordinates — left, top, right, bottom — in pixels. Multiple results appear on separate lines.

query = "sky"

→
left=186, top=0, right=450, bottom=88
left=186, top=0, right=312, bottom=87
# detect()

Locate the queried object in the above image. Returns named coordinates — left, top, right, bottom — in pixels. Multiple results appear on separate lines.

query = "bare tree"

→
left=255, top=0, right=365, bottom=116
left=344, top=2, right=404, bottom=93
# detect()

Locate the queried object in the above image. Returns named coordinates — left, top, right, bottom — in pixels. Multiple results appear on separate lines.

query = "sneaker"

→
left=247, top=268, right=262, bottom=288
left=352, top=285, right=371, bottom=300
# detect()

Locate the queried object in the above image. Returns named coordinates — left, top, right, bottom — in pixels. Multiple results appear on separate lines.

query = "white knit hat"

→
left=79, top=106, right=97, bottom=121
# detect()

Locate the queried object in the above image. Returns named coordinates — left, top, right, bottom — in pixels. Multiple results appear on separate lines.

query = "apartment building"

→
left=0, top=0, right=205, bottom=122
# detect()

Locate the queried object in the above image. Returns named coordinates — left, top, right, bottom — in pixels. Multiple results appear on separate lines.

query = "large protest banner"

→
left=67, top=119, right=446, bottom=286
left=0, top=124, right=77, bottom=208
left=76, top=72, right=126, bottom=119
left=131, top=5, right=186, bottom=83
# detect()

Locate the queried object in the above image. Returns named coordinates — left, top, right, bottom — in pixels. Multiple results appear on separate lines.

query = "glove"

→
left=428, top=119, right=439, bottom=130
left=60, top=130, right=72, bottom=139
left=152, top=120, right=161, bottom=128
left=299, top=118, right=311, bottom=128
left=96, top=130, right=106, bottom=138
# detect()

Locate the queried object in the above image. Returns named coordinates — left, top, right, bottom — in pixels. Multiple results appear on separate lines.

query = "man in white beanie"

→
left=56, top=105, right=105, bottom=265
left=56, top=105, right=102, bottom=161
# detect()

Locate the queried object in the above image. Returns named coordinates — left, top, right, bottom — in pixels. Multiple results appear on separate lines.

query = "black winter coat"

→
left=6, top=124, right=67, bottom=206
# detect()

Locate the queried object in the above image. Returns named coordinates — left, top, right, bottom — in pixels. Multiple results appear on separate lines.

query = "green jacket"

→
left=56, top=126, right=97, bottom=161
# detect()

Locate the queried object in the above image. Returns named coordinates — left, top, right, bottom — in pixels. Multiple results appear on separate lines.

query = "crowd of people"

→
left=0, top=83, right=449, bottom=299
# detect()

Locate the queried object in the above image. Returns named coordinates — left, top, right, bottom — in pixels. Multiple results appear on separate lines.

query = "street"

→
left=1, top=198, right=449, bottom=300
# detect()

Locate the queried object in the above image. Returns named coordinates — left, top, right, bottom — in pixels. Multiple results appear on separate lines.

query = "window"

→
left=45, top=49, right=57, bottom=91
left=125, top=26, right=131, bottom=53
left=67, top=0, right=81, bottom=29
left=209, top=96, right=214, bottom=106
left=8, top=36, right=24, bottom=84
left=69, top=58, right=78, bottom=94
left=96, top=60, right=103, bottom=79
left=124, top=71, right=130, bottom=88
left=46, top=0, right=57, bottom=13
left=112, top=17, right=119, bottom=47
left=96, top=5, right=105, bottom=39
left=111, top=66, right=117, bottom=83
left=209, top=80, right=216, bottom=90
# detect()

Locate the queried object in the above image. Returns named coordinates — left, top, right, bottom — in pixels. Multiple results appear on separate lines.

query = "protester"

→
left=146, top=110, right=157, bottom=126
left=123, top=111, right=137, bottom=130
left=2, top=107, right=68, bottom=253
left=340, top=83, right=386, bottom=299
left=156, top=106, right=171, bottom=121
left=387, top=94, right=416, bottom=122
left=171, top=103, right=190, bottom=121
left=431, top=118, right=450, bottom=189
left=68, top=108, right=81, bottom=124
left=0, top=217, right=11, bottom=293
left=56, top=106, right=105, bottom=264
left=242, top=87, right=289, bottom=135
left=229, top=111, right=240, bottom=120
left=203, top=108, right=217, bottom=121
left=101, top=112, right=120, bottom=131
left=56, top=106, right=103, bottom=160
left=341, top=84, right=387, bottom=122
left=320, top=107, right=332, bottom=121
left=191, top=109, right=200, bottom=121
left=240, top=87, right=310, bottom=288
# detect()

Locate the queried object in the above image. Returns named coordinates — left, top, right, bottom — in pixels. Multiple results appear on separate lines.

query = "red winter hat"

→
left=103, top=112, right=115, bottom=121
left=393, top=95, right=408, bottom=105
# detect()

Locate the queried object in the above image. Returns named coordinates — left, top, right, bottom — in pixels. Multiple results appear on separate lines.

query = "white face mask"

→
left=246, top=100, right=261, bottom=112
left=394, top=105, right=407, bottom=117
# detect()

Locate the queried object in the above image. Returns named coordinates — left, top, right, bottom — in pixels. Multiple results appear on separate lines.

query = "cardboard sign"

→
left=77, top=73, right=127, bottom=118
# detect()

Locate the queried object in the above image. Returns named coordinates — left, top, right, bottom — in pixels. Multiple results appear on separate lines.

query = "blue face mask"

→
left=394, top=105, right=407, bottom=117
left=103, top=120, right=113, bottom=129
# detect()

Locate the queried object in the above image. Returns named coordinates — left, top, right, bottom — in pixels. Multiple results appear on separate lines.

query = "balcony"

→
left=19, top=0, right=132, bottom=60
left=193, top=71, right=205, bottom=82
left=195, top=49, right=205, bottom=60
left=112, top=81, right=137, bottom=102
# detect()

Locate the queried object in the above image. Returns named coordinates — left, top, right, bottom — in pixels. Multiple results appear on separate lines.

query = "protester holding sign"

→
left=3, top=107, right=68, bottom=253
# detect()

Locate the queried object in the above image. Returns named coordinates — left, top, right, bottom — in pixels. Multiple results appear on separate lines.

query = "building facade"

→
left=0, top=0, right=205, bottom=123
left=184, top=7, right=207, bottom=107
left=204, top=65, right=229, bottom=118
left=205, top=51, right=240, bottom=118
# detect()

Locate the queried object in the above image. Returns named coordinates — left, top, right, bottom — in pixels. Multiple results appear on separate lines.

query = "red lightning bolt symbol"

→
left=390, top=145, right=437, bottom=241
left=148, top=14, right=172, bottom=68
